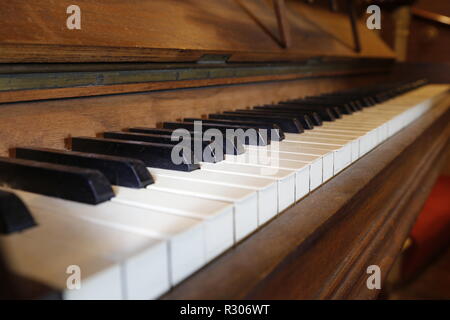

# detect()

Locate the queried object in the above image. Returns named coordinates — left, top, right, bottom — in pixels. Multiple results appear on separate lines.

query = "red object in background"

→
left=402, top=175, right=450, bottom=279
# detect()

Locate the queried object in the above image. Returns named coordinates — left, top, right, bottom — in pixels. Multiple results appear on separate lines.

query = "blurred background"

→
left=370, top=0, right=450, bottom=299
left=309, top=0, right=450, bottom=299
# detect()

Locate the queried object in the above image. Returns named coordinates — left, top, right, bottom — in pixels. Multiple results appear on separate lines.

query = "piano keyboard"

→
left=0, top=80, right=448, bottom=300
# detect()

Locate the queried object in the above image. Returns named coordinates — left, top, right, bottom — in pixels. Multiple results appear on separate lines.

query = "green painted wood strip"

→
left=0, top=59, right=393, bottom=92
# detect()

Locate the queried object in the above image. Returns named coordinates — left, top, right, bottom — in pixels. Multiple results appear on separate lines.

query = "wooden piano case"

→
left=0, top=0, right=449, bottom=299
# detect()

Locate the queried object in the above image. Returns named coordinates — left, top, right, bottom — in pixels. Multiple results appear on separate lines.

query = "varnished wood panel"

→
left=0, top=75, right=381, bottom=156
left=0, top=0, right=394, bottom=63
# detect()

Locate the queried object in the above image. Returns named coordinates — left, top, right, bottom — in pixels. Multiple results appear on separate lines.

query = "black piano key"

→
left=129, top=128, right=177, bottom=136
left=229, top=109, right=315, bottom=130
left=127, top=127, right=245, bottom=155
left=347, top=101, right=362, bottom=111
left=306, top=94, right=363, bottom=103
left=281, top=101, right=343, bottom=118
left=317, top=88, right=400, bottom=106
left=279, top=103, right=341, bottom=119
left=103, top=131, right=222, bottom=163
left=0, top=157, right=113, bottom=205
left=165, top=121, right=273, bottom=146
left=308, top=98, right=361, bottom=111
left=183, top=118, right=285, bottom=141
left=253, top=106, right=323, bottom=126
left=318, top=93, right=379, bottom=107
left=279, top=99, right=342, bottom=118
left=263, top=104, right=337, bottom=121
left=296, top=99, right=354, bottom=114
left=215, top=112, right=304, bottom=133
left=163, top=122, right=271, bottom=146
left=367, top=97, right=377, bottom=106
left=314, top=96, right=371, bottom=108
left=15, top=147, right=153, bottom=189
left=0, top=190, right=37, bottom=234
left=71, top=137, right=200, bottom=172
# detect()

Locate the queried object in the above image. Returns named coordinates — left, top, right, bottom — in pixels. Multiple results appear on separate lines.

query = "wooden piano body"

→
left=0, top=0, right=449, bottom=299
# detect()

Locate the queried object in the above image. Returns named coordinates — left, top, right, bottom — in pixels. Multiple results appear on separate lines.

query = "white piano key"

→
left=296, top=131, right=361, bottom=162
left=247, top=143, right=334, bottom=183
left=235, top=149, right=323, bottom=191
left=335, top=113, right=406, bottom=140
left=148, top=167, right=279, bottom=225
left=12, top=188, right=206, bottom=287
left=147, top=174, right=258, bottom=242
left=281, top=136, right=353, bottom=173
left=2, top=217, right=122, bottom=299
left=317, top=87, right=445, bottom=155
left=272, top=140, right=350, bottom=177
left=312, top=127, right=379, bottom=157
left=200, top=161, right=296, bottom=212
left=111, top=186, right=234, bottom=262
left=1, top=190, right=170, bottom=300
left=321, top=123, right=381, bottom=154
left=269, top=152, right=323, bottom=191
left=64, top=265, right=122, bottom=300
left=225, top=152, right=310, bottom=200
left=307, top=156, right=323, bottom=190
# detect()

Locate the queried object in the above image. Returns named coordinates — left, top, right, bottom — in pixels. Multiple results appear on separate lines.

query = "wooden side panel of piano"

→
left=1, top=0, right=449, bottom=299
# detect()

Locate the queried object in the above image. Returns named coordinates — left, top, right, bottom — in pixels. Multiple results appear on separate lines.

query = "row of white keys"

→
left=199, top=161, right=297, bottom=211
left=148, top=167, right=279, bottom=225
left=214, top=84, right=447, bottom=209
left=223, top=152, right=311, bottom=200
left=305, top=127, right=378, bottom=158
left=279, top=137, right=353, bottom=174
left=146, top=173, right=258, bottom=241
left=9, top=162, right=286, bottom=298
left=6, top=188, right=212, bottom=295
left=12, top=161, right=280, bottom=291
left=295, top=130, right=365, bottom=162
left=148, top=146, right=316, bottom=231
left=236, top=144, right=324, bottom=190
left=314, top=84, right=447, bottom=156
left=245, top=143, right=332, bottom=186
left=108, top=187, right=233, bottom=263
left=197, top=130, right=337, bottom=209
left=226, top=149, right=322, bottom=193
left=209, top=85, right=446, bottom=207
left=327, top=102, right=424, bottom=140
left=106, top=86, right=448, bottom=288
left=284, top=85, right=446, bottom=170
left=194, top=140, right=328, bottom=220
left=321, top=118, right=388, bottom=154
left=2, top=85, right=445, bottom=301
left=5, top=171, right=270, bottom=297
left=1, top=188, right=170, bottom=300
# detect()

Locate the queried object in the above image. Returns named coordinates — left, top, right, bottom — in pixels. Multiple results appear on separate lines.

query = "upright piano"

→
left=0, top=0, right=449, bottom=300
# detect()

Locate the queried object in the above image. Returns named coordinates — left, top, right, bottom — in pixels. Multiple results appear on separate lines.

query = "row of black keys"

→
left=0, top=79, right=427, bottom=235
